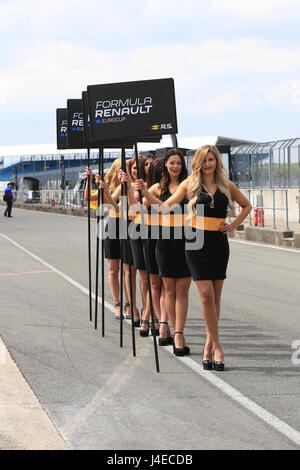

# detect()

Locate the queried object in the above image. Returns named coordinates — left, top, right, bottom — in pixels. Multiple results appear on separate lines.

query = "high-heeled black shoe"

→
left=202, top=347, right=213, bottom=370
left=158, top=321, right=173, bottom=346
left=213, top=360, right=225, bottom=371
left=151, top=318, right=160, bottom=336
left=140, top=319, right=150, bottom=337
left=124, top=303, right=140, bottom=327
left=173, top=332, right=186, bottom=356
left=114, top=302, right=123, bottom=320
left=213, top=351, right=225, bottom=371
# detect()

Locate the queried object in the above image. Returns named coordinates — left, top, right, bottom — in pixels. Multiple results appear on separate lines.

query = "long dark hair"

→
left=147, top=158, right=165, bottom=188
left=127, top=155, right=143, bottom=181
left=139, top=153, right=154, bottom=182
left=160, top=148, right=187, bottom=193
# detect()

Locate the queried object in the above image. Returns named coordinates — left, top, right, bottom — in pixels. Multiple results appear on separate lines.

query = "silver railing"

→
left=15, top=189, right=87, bottom=209
left=246, top=188, right=289, bottom=231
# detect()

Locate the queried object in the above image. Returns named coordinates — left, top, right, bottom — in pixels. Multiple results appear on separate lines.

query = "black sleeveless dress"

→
left=155, top=188, right=191, bottom=279
left=185, top=188, right=229, bottom=281
left=119, top=217, right=134, bottom=265
left=130, top=224, right=146, bottom=270
left=142, top=205, right=159, bottom=275
left=104, top=213, right=120, bottom=260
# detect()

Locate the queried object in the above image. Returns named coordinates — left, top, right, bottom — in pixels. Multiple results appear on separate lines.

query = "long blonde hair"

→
left=105, top=157, right=122, bottom=192
left=186, top=145, right=234, bottom=216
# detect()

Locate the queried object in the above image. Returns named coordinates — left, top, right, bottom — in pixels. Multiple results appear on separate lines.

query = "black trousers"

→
left=4, top=201, right=12, bottom=217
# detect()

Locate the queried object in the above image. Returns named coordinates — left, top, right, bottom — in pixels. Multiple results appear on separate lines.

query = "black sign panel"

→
left=82, top=91, right=92, bottom=146
left=82, top=91, right=161, bottom=147
left=87, top=78, right=177, bottom=142
left=67, top=99, right=85, bottom=149
left=56, top=108, right=68, bottom=150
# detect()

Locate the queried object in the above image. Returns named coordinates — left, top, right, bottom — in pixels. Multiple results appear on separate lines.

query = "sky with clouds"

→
left=1, top=0, right=300, bottom=146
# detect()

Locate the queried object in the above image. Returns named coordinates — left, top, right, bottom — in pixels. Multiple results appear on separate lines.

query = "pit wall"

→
left=240, top=188, right=300, bottom=225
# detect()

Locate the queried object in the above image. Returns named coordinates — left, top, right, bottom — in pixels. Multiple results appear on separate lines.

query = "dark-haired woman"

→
left=139, top=153, right=154, bottom=182
left=137, top=158, right=171, bottom=343
left=135, top=149, right=192, bottom=355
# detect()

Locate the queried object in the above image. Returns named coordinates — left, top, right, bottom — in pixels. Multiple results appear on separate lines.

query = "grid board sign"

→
left=87, top=78, right=177, bottom=142
left=82, top=91, right=135, bottom=149
left=56, top=108, right=68, bottom=150
left=66, top=99, right=85, bottom=149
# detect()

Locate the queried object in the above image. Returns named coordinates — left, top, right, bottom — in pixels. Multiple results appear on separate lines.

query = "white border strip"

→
left=1, top=232, right=300, bottom=448
left=230, top=238, right=300, bottom=253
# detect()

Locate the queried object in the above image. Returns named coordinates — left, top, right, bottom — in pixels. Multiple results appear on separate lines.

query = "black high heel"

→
left=173, top=332, right=186, bottom=356
left=213, top=360, right=225, bottom=371
left=158, top=321, right=173, bottom=346
left=202, top=347, right=213, bottom=370
left=124, top=303, right=140, bottom=327
left=213, top=351, right=225, bottom=371
left=151, top=318, right=160, bottom=336
left=124, top=302, right=131, bottom=319
left=114, top=302, right=123, bottom=320
left=140, top=319, right=150, bottom=337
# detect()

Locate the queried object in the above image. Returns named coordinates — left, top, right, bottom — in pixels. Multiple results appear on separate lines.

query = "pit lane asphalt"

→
left=0, top=207, right=299, bottom=450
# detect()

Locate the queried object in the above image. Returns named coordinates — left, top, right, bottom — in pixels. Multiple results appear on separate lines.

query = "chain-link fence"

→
left=231, top=138, right=300, bottom=189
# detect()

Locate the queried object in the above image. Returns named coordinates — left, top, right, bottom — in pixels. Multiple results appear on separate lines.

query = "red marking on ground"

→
left=0, top=270, right=54, bottom=277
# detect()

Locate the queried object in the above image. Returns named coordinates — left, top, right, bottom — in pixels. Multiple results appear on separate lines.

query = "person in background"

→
left=4, top=183, right=14, bottom=218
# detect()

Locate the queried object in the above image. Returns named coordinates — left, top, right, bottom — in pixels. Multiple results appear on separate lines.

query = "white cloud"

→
left=1, top=37, right=300, bottom=115
left=267, top=80, right=300, bottom=110
left=204, top=91, right=240, bottom=114
left=212, top=0, right=300, bottom=20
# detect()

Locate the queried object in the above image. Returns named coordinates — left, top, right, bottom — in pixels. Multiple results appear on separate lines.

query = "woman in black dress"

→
left=85, top=162, right=139, bottom=323
left=133, top=158, right=172, bottom=343
left=135, top=145, right=252, bottom=369
left=126, top=155, right=150, bottom=325
left=103, top=158, right=130, bottom=319
left=133, top=149, right=192, bottom=354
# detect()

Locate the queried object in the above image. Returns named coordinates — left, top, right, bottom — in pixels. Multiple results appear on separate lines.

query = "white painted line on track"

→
left=0, top=233, right=114, bottom=313
left=1, top=232, right=300, bottom=448
left=229, top=238, right=300, bottom=253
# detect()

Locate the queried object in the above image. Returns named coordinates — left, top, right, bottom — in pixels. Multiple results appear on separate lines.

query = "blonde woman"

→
left=135, top=145, right=252, bottom=370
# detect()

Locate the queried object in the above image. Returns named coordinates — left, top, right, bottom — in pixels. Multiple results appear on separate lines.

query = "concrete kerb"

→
left=0, top=201, right=95, bottom=218
left=0, top=336, right=68, bottom=450
left=229, top=225, right=300, bottom=249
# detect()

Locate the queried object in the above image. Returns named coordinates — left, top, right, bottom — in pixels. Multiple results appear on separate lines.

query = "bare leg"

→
left=205, top=280, right=224, bottom=352
left=195, top=280, right=224, bottom=362
left=162, top=277, right=176, bottom=331
left=123, top=264, right=139, bottom=320
left=159, top=283, right=172, bottom=339
left=107, top=259, right=120, bottom=317
left=174, top=277, right=192, bottom=349
left=138, top=269, right=148, bottom=315
left=140, top=274, right=161, bottom=332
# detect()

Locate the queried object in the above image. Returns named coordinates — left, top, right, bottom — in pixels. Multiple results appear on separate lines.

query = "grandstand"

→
left=0, top=136, right=255, bottom=191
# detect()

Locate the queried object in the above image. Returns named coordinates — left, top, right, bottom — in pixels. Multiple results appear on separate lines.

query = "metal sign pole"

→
left=121, top=143, right=136, bottom=357
left=87, top=147, right=93, bottom=322
left=120, top=150, right=125, bottom=348
left=134, top=142, right=159, bottom=372
left=101, top=148, right=105, bottom=337
left=95, top=146, right=105, bottom=333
